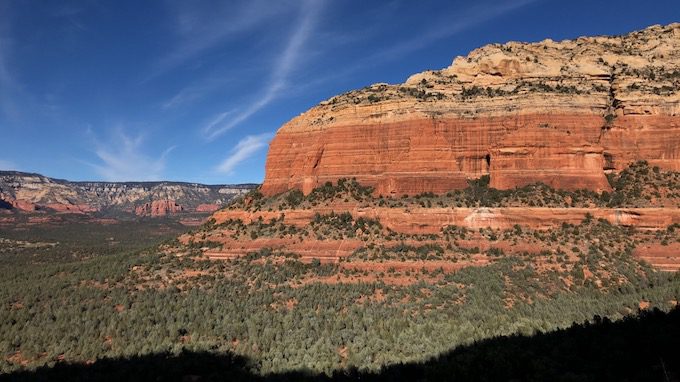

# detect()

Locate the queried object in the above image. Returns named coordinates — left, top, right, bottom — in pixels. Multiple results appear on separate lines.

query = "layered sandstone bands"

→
left=212, top=207, right=680, bottom=235
left=134, top=200, right=184, bottom=217
left=195, top=204, right=680, bottom=271
left=0, top=171, right=256, bottom=216
left=262, top=24, right=680, bottom=196
left=198, top=24, right=680, bottom=274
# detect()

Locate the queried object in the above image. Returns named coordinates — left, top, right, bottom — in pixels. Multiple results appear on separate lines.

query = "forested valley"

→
left=1, top=162, right=679, bottom=379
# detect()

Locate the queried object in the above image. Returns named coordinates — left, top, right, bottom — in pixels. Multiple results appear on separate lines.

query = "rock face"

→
left=0, top=171, right=257, bottom=216
left=211, top=207, right=680, bottom=235
left=134, top=200, right=184, bottom=217
left=5, top=198, right=37, bottom=212
left=195, top=204, right=221, bottom=213
left=262, top=23, right=680, bottom=196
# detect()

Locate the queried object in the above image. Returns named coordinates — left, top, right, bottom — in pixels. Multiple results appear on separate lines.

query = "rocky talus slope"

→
left=0, top=171, right=256, bottom=217
left=262, top=23, right=680, bottom=196
left=184, top=161, right=680, bottom=272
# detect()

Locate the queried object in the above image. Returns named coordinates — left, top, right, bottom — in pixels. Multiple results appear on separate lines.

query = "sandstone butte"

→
left=134, top=199, right=184, bottom=217
left=261, top=23, right=680, bottom=197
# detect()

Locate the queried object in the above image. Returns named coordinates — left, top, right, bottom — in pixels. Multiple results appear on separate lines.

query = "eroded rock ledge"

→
left=262, top=23, right=680, bottom=196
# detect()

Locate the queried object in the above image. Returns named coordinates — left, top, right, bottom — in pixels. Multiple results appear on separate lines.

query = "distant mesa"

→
left=134, top=199, right=184, bottom=217
left=0, top=170, right=257, bottom=219
left=262, top=23, right=680, bottom=196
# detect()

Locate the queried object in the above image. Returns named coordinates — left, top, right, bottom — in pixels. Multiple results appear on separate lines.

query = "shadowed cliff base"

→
left=3, top=307, right=679, bottom=382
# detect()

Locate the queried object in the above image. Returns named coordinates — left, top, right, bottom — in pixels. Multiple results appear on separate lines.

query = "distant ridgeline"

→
left=0, top=170, right=257, bottom=217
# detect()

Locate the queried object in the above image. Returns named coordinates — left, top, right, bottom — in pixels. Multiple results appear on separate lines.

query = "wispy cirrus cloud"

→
left=292, top=0, right=541, bottom=93
left=0, top=2, right=88, bottom=122
left=0, top=2, right=19, bottom=120
left=86, top=129, right=175, bottom=181
left=0, top=23, right=12, bottom=86
left=51, top=3, right=87, bottom=31
left=372, top=0, right=540, bottom=62
left=216, top=133, right=273, bottom=174
left=202, top=0, right=325, bottom=141
left=150, top=0, right=290, bottom=80
left=161, top=85, right=205, bottom=110
left=0, top=159, right=18, bottom=171
left=160, top=72, right=246, bottom=110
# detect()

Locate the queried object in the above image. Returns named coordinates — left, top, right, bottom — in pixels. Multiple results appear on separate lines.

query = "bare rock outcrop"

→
left=0, top=171, right=256, bottom=216
left=262, top=23, right=680, bottom=196
left=0, top=195, right=37, bottom=211
left=195, top=204, right=220, bottom=213
left=134, top=200, right=184, bottom=217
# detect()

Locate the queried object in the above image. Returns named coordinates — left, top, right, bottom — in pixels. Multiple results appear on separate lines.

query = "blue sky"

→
left=0, top=0, right=677, bottom=184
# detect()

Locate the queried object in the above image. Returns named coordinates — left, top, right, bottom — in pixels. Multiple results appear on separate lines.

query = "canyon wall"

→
left=192, top=24, right=680, bottom=273
left=0, top=171, right=256, bottom=216
left=262, top=23, right=680, bottom=196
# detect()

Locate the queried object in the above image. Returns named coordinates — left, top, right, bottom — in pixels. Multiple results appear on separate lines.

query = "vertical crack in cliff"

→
left=597, top=65, right=626, bottom=174
left=597, top=68, right=620, bottom=144
left=608, top=70, right=621, bottom=113
left=312, top=147, right=325, bottom=170
left=603, top=152, right=615, bottom=171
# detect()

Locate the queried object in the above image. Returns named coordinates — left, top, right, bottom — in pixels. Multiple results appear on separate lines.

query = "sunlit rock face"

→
left=0, top=171, right=254, bottom=215
left=262, top=23, right=680, bottom=196
left=134, top=200, right=184, bottom=217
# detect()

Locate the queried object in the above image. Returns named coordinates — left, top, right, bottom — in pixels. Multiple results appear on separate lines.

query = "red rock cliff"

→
left=135, top=200, right=184, bottom=217
left=262, top=24, right=680, bottom=196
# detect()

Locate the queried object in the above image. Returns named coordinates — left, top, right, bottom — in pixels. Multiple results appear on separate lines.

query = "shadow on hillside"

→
left=3, top=307, right=680, bottom=382
left=0, top=200, right=12, bottom=210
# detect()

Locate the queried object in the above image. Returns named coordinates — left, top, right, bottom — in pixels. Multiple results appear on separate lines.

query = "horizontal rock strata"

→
left=262, top=23, right=680, bottom=196
left=0, top=171, right=255, bottom=215
left=212, top=207, right=680, bottom=234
